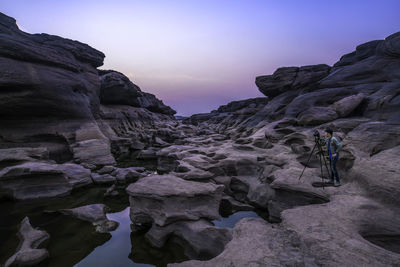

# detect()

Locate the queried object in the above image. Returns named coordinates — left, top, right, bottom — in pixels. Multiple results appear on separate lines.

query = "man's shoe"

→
left=334, top=182, right=341, bottom=187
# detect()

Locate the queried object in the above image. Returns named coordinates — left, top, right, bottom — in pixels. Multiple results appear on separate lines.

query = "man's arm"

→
left=333, top=137, right=342, bottom=153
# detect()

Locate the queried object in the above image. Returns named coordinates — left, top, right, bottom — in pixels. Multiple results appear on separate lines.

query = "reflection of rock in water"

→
left=129, top=231, right=188, bottom=267
left=36, top=213, right=112, bottom=267
left=0, top=186, right=128, bottom=267
left=5, top=217, right=50, bottom=267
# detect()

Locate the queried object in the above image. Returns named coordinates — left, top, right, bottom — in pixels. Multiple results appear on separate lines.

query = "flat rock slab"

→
left=126, top=174, right=224, bottom=226
left=170, top=217, right=315, bottom=267
left=0, top=162, right=93, bottom=200
left=280, top=195, right=400, bottom=266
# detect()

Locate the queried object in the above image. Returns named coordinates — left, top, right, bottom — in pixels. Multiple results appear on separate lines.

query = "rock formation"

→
left=1, top=10, right=400, bottom=267
left=173, top=31, right=400, bottom=266
left=126, top=174, right=232, bottom=260
left=0, top=11, right=179, bottom=200
left=127, top=174, right=224, bottom=226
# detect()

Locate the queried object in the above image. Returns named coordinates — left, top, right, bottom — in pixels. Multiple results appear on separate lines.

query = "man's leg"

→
left=332, top=156, right=340, bottom=186
left=329, top=158, right=335, bottom=183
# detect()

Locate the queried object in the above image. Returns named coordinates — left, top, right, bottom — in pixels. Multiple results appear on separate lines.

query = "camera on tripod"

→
left=298, top=129, right=332, bottom=188
left=313, top=130, right=320, bottom=139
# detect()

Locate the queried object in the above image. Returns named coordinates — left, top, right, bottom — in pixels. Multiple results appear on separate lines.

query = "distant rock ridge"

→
left=185, top=31, right=400, bottom=131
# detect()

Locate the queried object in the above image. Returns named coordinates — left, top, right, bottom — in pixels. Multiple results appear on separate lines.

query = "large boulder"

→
left=292, top=64, right=331, bottom=88
left=99, top=70, right=143, bottom=106
left=255, top=64, right=331, bottom=98
left=379, top=32, right=400, bottom=57
left=126, top=174, right=224, bottom=226
left=298, top=106, right=339, bottom=125
left=255, top=67, right=299, bottom=98
left=99, top=70, right=176, bottom=115
left=334, top=40, right=382, bottom=67
left=331, top=93, right=365, bottom=117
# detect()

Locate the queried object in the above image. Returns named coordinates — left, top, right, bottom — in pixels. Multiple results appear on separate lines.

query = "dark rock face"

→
left=0, top=12, right=177, bottom=199
left=255, top=64, right=331, bottom=98
left=99, top=70, right=176, bottom=115
left=255, top=67, right=299, bottom=98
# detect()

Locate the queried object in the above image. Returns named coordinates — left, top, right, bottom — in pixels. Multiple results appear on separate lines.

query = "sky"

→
left=1, top=1, right=400, bottom=116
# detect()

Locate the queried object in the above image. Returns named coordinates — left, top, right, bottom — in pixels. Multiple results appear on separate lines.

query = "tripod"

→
left=298, top=134, right=332, bottom=189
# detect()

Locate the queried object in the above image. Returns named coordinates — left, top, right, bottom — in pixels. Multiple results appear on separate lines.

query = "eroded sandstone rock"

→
left=145, top=219, right=232, bottom=260
left=127, top=174, right=224, bottom=226
left=0, top=162, right=92, bottom=200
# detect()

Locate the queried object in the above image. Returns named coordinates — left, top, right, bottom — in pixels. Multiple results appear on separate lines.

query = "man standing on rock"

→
left=324, top=128, right=342, bottom=187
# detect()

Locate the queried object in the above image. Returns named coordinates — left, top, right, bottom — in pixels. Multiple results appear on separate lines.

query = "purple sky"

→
left=1, top=0, right=400, bottom=116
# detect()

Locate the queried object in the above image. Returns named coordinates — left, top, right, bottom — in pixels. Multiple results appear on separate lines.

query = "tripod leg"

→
left=322, top=156, right=332, bottom=181
left=319, top=143, right=332, bottom=182
left=318, top=151, right=325, bottom=189
left=298, top=143, right=317, bottom=180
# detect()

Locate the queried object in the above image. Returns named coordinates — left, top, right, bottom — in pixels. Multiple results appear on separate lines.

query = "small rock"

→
left=97, top=165, right=116, bottom=174
left=91, top=173, right=116, bottom=184
left=112, top=167, right=143, bottom=183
